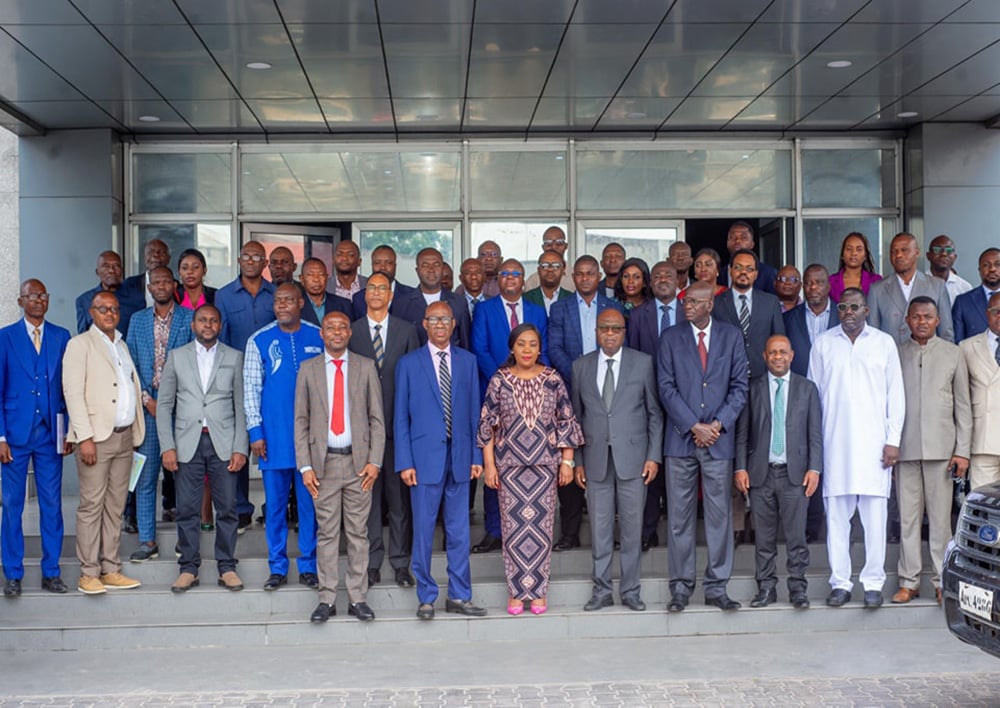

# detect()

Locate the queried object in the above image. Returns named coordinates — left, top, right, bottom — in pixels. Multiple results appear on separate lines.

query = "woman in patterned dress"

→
left=479, top=324, right=584, bottom=616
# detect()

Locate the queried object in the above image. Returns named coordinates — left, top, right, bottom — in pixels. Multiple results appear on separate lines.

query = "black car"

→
left=943, top=481, right=1000, bottom=658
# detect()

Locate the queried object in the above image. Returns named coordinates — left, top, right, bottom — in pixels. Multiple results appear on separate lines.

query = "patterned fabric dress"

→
left=477, top=367, right=583, bottom=600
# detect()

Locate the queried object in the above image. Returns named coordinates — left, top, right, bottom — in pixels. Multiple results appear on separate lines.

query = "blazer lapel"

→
left=419, top=349, right=444, bottom=415
left=203, top=344, right=225, bottom=392
left=347, top=356, right=363, bottom=425
left=887, top=276, right=907, bottom=312
left=13, top=325, right=37, bottom=378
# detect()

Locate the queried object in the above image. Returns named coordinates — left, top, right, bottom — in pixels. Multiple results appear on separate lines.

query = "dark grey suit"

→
left=867, top=271, right=954, bottom=344
left=349, top=315, right=421, bottom=574
left=735, top=373, right=823, bottom=595
left=571, top=348, right=663, bottom=602
left=713, top=288, right=785, bottom=379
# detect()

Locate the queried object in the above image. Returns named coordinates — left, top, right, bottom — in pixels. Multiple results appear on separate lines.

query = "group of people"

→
left=1, top=223, right=998, bottom=626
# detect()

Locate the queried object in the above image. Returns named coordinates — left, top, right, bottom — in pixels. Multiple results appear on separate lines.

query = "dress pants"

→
left=235, top=460, right=253, bottom=517
left=314, top=451, right=371, bottom=606
left=175, top=432, right=238, bottom=575
left=1, top=421, right=63, bottom=579
left=76, top=428, right=133, bottom=577
left=826, top=494, right=887, bottom=592
left=557, top=483, right=585, bottom=541
left=262, top=467, right=316, bottom=576
left=748, top=463, right=809, bottom=595
left=666, top=448, right=734, bottom=599
left=586, top=451, right=645, bottom=601
left=367, top=444, right=412, bottom=573
left=134, top=409, right=162, bottom=543
left=897, top=459, right=952, bottom=589
left=970, top=454, right=1000, bottom=491
left=641, top=466, right=666, bottom=540
left=483, top=485, right=502, bottom=539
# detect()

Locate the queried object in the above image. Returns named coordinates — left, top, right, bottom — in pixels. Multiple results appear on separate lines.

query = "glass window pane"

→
left=802, top=217, right=897, bottom=278
left=469, top=150, right=567, bottom=211
left=471, top=222, right=568, bottom=278
left=135, top=223, right=233, bottom=288
left=358, top=228, right=455, bottom=289
left=576, top=148, right=792, bottom=210
left=582, top=225, right=679, bottom=270
left=133, top=153, right=232, bottom=214
left=801, top=149, right=896, bottom=208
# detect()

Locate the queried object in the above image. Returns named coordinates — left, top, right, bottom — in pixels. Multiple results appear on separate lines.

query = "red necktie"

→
left=697, top=331, right=708, bottom=372
left=508, top=302, right=519, bottom=330
left=330, top=359, right=345, bottom=435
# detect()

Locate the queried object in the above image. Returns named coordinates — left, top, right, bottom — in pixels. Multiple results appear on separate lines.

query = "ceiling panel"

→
left=0, top=0, right=88, bottom=24
left=394, top=98, right=462, bottom=129
left=275, top=0, right=378, bottom=24
left=666, top=0, right=772, bottom=24
left=726, top=94, right=829, bottom=129
left=757, top=0, right=870, bottom=23
left=542, top=23, right=655, bottom=98
left=531, top=97, right=607, bottom=130
left=661, top=96, right=756, bottom=128
left=10, top=100, right=123, bottom=129
left=595, top=97, right=682, bottom=129
left=319, top=97, right=395, bottom=129
left=287, top=23, right=388, bottom=98
left=381, top=23, right=470, bottom=98
left=195, top=24, right=314, bottom=100
left=930, top=95, right=1000, bottom=121
left=73, top=0, right=188, bottom=25
left=243, top=98, right=328, bottom=131
left=851, top=0, right=970, bottom=23
left=857, top=95, right=984, bottom=127
left=168, top=99, right=262, bottom=131
left=463, top=98, right=538, bottom=129
left=791, top=95, right=888, bottom=128
left=476, top=0, right=575, bottom=24
left=97, top=99, right=190, bottom=130
left=944, top=0, right=1000, bottom=22
left=0, top=32, right=85, bottom=101
left=466, top=24, right=563, bottom=98
left=907, top=40, right=1000, bottom=96
left=176, top=0, right=283, bottom=24
left=378, top=0, right=472, bottom=24
left=574, top=0, right=668, bottom=24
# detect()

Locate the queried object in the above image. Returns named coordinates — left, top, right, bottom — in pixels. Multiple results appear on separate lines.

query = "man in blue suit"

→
left=0, top=279, right=72, bottom=596
left=549, top=254, right=622, bottom=550
left=953, top=248, right=1000, bottom=342
left=470, top=259, right=549, bottom=553
left=394, top=248, right=470, bottom=349
left=395, top=301, right=488, bottom=620
left=75, top=251, right=145, bottom=337
left=658, top=280, right=749, bottom=612
left=783, top=264, right=838, bottom=378
left=125, top=266, right=194, bottom=562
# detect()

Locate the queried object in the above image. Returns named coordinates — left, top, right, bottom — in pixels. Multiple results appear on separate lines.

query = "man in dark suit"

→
left=75, top=251, right=145, bottom=336
left=394, top=247, right=470, bottom=349
left=572, top=309, right=663, bottom=612
left=626, top=260, right=684, bottom=550
left=122, top=238, right=173, bottom=309
left=523, top=250, right=572, bottom=316
left=658, top=280, right=749, bottom=612
left=720, top=221, right=777, bottom=294
left=952, top=247, right=1000, bottom=342
left=395, top=301, right=488, bottom=620
left=735, top=335, right=823, bottom=609
left=348, top=273, right=421, bottom=589
left=299, top=257, right=354, bottom=327
left=351, top=245, right=415, bottom=320
left=713, top=249, right=785, bottom=379
left=0, top=279, right=72, bottom=596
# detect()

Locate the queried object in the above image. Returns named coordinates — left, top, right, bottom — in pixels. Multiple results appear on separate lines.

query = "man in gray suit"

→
left=156, top=304, right=249, bottom=593
left=868, top=232, right=954, bottom=344
left=735, top=335, right=823, bottom=609
left=295, top=311, right=385, bottom=624
left=572, top=309, right=663, bottom=612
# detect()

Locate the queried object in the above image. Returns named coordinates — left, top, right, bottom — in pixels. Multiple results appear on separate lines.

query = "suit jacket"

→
left=125, top=306, right=194, bottom=401
left=393, top=288, right=471, bottom=350
left=959, top=331, right=1000, bottom=456
left=0, top=320, right=70, bottom=447
left=294, top=351, right=386, bottom=476
left=155, top=341, right=248, bottom=463
left=713, top=289, right=785, bottom=379
left=898, top=336, right=972, bottom=461
left=75, top=281, right=146, bottom=336
left=626, top=297, right=686, bottom=359
left=523, top=286, right=572, bottom=312
left=868, top=271, right=954, bottom=344
left=472, top=295, right=549, bottom=393
left=348, top=315, right=420, bottom=441
left=394, top=345, right=483, bottom=484
left=735, top=373, right=823, bottom=487
left=123, top=273, right=182, bottom=305
left=783, top=301, right=837, bottom=377
left=657, top=318, right=749, bottom=460
left=62, top=327, right=144, bottom=447
left=351, top=281, right=414, bottom=320
left=548, top=293, right=622, bottom=386
left=953, top=286, right=991, bottom=343
left=300, top=291, right=354, bottom=328
left=570, top=348, right=663, bottom=482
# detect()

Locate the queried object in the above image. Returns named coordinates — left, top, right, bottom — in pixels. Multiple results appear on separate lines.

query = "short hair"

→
left=694, top=248, right=721, bottom=267
left=574, top=254, right=599, bottom=270
left=416, top=247, right=442, bottom=261
left=302, top=256, right=327, bottom=270
left=502, top=324, right=542, bottom=368
left=730, top=248, right=759, bottom=268
left=193, top=303, right=220, bottom=319
left=803, top=263, right=829, bottom=277
left=177, top=248, right=207, bottom=270
left=602, top=242, right=625, bottom=256
left=838, top=287, right=866, bottom=305
left=371, top=244, right=396, bottom=256
left=730, top=220, right=755, bottom=238
left=980, top=247, right=1000, bottom=261
left=907, top=295, right=937, bottom=314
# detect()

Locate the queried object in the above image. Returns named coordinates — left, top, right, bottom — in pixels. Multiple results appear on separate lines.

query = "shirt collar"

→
left=603, top=347, right=622, bottom=365
left=196, top=340, right=217, bottom=355
left=367, top=313, right=388, bottom=327
left=23, top=318, right=44, bottom=337
left=428, top=341, right=451, bottom=357
left=327, top=349, right=350, bottom=364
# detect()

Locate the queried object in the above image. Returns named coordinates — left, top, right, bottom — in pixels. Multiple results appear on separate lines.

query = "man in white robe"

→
left=808, top=287, right=905, bottom=610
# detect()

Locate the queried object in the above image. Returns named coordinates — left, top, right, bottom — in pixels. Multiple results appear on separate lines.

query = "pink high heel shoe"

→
left=530, top=599, right=547, bottom=615
left=507, top=600, right=524, bottom=616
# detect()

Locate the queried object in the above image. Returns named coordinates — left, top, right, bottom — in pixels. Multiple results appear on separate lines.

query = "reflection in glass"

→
left=135, top=223, right=233, bottom=287
left=471, top=222, right=568, bottom=279
left=469, top=151, right=567, bottom=211
left=801, top=149, right=896, bottom=209
left=134, top=153, right=231, bottom=213
left=802, top=218, right=896, bottom=277
left=582, top=227, right=679, bottom=270
left=359, top=229, right=454, bottom=289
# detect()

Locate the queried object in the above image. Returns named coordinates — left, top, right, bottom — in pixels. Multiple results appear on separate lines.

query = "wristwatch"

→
left=560, top=459, right=575, bottom=468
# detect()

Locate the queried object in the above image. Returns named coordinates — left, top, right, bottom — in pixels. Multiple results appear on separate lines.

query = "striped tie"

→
left=738, top=294, right=750, bottom=337
left=437, top=351, right=452, bottom=437
left=372, top=324, right=385, bottom=370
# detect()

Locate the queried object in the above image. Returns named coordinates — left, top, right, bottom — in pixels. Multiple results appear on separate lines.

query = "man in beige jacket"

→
left=63, top=291, right=144, bottom=594
left=959, top=292, right=1000, bottom=491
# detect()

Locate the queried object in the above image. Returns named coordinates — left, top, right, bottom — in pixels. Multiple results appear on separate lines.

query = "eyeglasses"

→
left=425, top=316, right=453, bottom=325
left=837, top=303, right=863, bottom=312
left=543, top=239, right=567, bottom=247
left=931, top=246, right=956, bottom=255
left=776, top=276, right=801, bottom=284
left=988, top=307, right=1000, bottom=316
left=92, top=305, right=120, bottom=315
left=731, top=264, right=757, bottom=273
left=684, top=298, right=712, bottom=306
left=22, top=293, right=50, bottom=302
left=597, top=324, right=626, bottom=332
left=368, top=284, right=391, bottom=293
left=240, top=254, right=266, bottom=263
left=499, top=270, right=523, bottom=278
left=479, top=250, right=500, bottom=258
left=537, top=263, right=563, bottom=270
left=274, top=296, right=300, bottom=305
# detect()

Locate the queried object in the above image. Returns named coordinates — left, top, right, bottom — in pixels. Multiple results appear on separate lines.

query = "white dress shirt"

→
left=896, top=273, right=914, bottom=302
left=502, top=297, right=524, bottom=330
left=23, top=318, right=44, bottom=347
left=421, top=289, right=443, bottom=306
left=596, top=348, right=622, bottom=394
left=326, top=350, right=352, bottom=448
left=101, top=330, right=136, bottom=428
left=367, top=314, right=389, bottom=341
left=690, top=320, right=713, bottom=352
left=731, top=288, right=753, bottom=316
left=196, top=340, right=217, bottom=428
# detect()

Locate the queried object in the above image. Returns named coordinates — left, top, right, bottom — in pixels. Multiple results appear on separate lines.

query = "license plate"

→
left=959, top=581, right=995, bottom=622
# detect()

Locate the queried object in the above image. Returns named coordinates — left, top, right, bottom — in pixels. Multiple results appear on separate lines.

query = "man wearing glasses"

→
left=524, top=226, right=575, bottom=293
left=524, top=251, right=573, bottom=316
left=808, top=288, right=905, bottom=610
left=926, top=234, right=973, bottom=304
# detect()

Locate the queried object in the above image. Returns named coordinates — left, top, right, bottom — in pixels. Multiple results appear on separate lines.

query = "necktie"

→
left=995, top=340, right=1000, bottom=368
left=507, top=302, right=519, bottom=330
left=602, top=359, right=615, bottom=410
left=330, top=359, right=345, bottom=435
left=437, top=351, right=452, bottom=437
left=771, top=377, right=786, bottom=457
left=32, top=327, right=41, bottom=354
left=659, top=304, right=670, bottom=336
left=697, top=331, right=708, bottom=372
left=372, top=324, right=385, bottom=370
left=469, top=296, right=478, bottom=319
left=738, top=294, right=750, bottom=337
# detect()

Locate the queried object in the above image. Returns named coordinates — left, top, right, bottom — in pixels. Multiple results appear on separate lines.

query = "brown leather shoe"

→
left=891, top=587, right=919, bottom=604
left=217, top=571, right=244, bottom=591
left=171, top=572, right=199, bottom=593
left=936, top=587, right=943, bottom=606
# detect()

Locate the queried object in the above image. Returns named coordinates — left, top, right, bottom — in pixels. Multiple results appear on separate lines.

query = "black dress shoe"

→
left=705, top=594, right=741, bottom=611
left=310, top=602, right=335, bottom=623
left=162, top=508, right=177, bottom=522
left=3, top=578, right=21, bottom=597
left=750, top=588, right=777, bottom=608
left=263, top=574, right=287, bottom=591
left=863, top=590, right=884, bottom=609
left=417, top=603, right=435, bottom=620
left=368, top=568, right=381, bottom=586
left=41, top=576, right=68, bottom=594
left=237, top=513, right=253, bottom=535
left=584, top=595, right=613, bottom=612
left=621, top=595, right=646, bottom=612
left=445, top=598, right=487, bottom=616
left=472, top=534, right=502, bottom=553
left=790, top=592, right=810, bottom=609
left=394, top=567, right=415, bottom=588
left=122, top=516, right=138, bottom=534
left=348, top=601, right=376, bottom=621
left=667, top=594, right=689, bottom=613
left=641, top=532, right=659, bottom=552
left=826, top=588, right=851, bottom=607
left=298, top=572, right=319, bottom=589
left=553, top=536, right=580, bottom=551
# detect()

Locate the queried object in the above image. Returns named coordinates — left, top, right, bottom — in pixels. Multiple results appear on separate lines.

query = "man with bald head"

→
left=75, top=250, right=145, bottom=336
left=926, top=234, right=972, bottom=304
left=476, top=240, right=502, bottom=299
left=524, top=226, right=575, bottom=293
left=0, top=280, right=72, bottom=596
left=670, top=241, right=693, bottom=291
left=299, top=257, right=353, bottom=327
left=244, top=282, right=325, bottom=591
left=267, top=246, right=298, bottom=286
left=735, top=335, right=822, bottom=609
